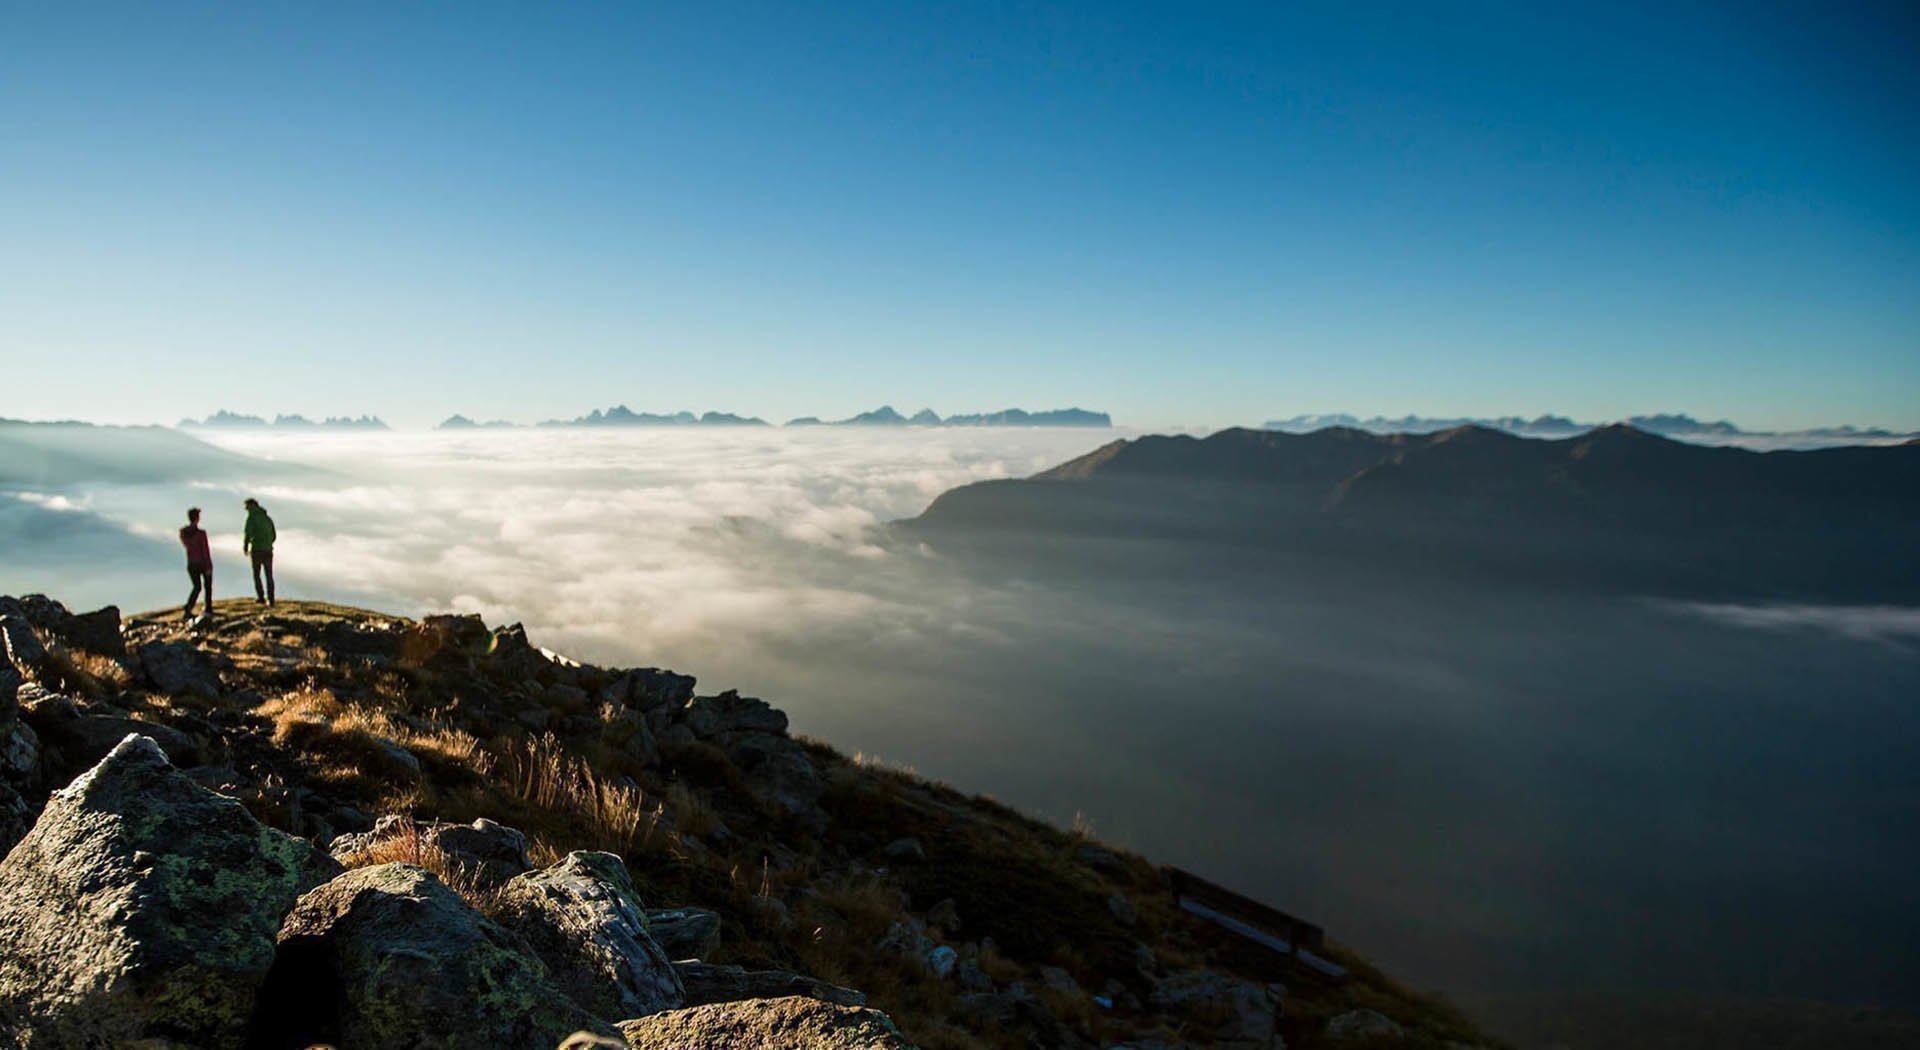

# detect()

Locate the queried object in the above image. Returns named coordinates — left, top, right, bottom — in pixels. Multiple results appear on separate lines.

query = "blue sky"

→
left=2, top=1, right=1916, bottom=430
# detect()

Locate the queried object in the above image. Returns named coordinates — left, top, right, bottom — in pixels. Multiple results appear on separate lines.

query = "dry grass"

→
left=332, top=819, right=505, bottom=917
left=499, top=733, right=673, bottom=859
left=256, top=683, right=482, bottom=792
left=36, top=642, right=132, bottom=698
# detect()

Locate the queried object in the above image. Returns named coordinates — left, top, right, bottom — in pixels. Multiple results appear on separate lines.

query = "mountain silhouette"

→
left=908, top=425, right=1920, bottom=602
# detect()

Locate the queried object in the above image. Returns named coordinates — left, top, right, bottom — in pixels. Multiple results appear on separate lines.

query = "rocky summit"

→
left=0, top=594, right=1497, bottom=1049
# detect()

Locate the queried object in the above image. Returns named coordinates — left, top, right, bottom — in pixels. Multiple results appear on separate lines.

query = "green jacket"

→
left=243, top=507, right=277, bottom=553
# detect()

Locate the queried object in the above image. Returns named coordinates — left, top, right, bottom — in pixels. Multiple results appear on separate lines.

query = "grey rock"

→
left=557, top=1034, right=629, bottom=1050
left=1151, top=969, right=1283, bottom=1048
left=883, top=836, right=926, bottom=863
left=618, top=996, right=912, bottom=1050
left=23, top=700, right=196, bottom=773
left=495, top=850, right=685, bottom=1020
left=926, top=897, right=961, bottom=931
left=0, top=735, right=336, bottom=1049
left=258, top=863, right=616, bottom=1050
left=680, top=689, right=787, bottom=738
left=0, top=594, right=69, bottom=629
left=646, top=906, right=723, bottom=961
left=0, top=615, right=49, bottom=681
left=1, top=721, right=37, bottom=779
left=53, top=605, right=124, bottom=660
left=1327, top=1008, right=1405, bottom=1042
left=674, top=961, right=868, bottom=1008
left=329, top=815, right=534, bottom=885
left=927, top=944, right=959, bottom=979
left=138, top=641, right=220, bottom=699
left=956, top=957, right=994, bottom=991
left=544, top=682, right=591, bottom=713
left=600, top=667, right=697, bottom=714
left=727, top=731, right=825, bottom=823
left=1039, top=965, right=1080, bottom=995
left=1108, top=891, right=1139, bottom=926
left=486, top=623, right=554, bottom=680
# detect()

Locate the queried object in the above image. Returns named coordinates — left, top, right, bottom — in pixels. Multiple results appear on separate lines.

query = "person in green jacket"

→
left=242, top=497, right=278, bottom=605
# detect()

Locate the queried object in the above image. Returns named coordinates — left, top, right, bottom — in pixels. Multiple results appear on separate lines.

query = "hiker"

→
left=179, top=507, right=213, bottom=620
left=242, top=497, right=278, bottom=605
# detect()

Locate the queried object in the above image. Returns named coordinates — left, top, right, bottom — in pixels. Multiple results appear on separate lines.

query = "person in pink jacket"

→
left=179, top=507, right=214, bottom=620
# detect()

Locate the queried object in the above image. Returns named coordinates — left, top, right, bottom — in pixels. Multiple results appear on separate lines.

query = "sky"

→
left=2, top=1, right=1916, bottom=431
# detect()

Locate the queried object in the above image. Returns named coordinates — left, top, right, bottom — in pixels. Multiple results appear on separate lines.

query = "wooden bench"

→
left=1166, top=867, right=1348, bottom=979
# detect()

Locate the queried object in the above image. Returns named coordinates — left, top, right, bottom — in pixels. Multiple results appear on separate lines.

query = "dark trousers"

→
left=251, top=549, right=276, bottom=603
left=185, top=564, right=212, bottom=615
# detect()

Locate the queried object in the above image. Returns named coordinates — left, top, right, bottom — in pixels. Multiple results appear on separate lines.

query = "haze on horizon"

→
left=3, top=2, right=1918, bottom=430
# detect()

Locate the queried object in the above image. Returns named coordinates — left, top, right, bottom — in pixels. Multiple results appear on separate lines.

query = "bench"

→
left=1166, top=867, right=1348, bottom=979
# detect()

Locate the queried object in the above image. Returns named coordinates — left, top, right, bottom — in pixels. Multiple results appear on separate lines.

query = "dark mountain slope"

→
left=908, top=426, right=1920, bottom=602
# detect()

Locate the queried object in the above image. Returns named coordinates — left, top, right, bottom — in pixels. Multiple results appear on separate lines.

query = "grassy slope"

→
left=70, top=598, right=1498, bottom=1049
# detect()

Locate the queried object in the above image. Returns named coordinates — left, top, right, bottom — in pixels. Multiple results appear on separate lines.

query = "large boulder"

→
left=51, top=606, right=124, bottom=661
left=616, top=996, right=913, bottom=1050
left=674, top=962, right=867, bottom=1008
left=256, top=862, right=616, bottom=1049
left=0, top=734, right=337, bottom=1049
left=494, top=851, right=685, bottom=1020
left=601, top=667, right=697, bottom=715
left=138, top=641, right=220, bottom=700
left=328, top=814, right=533, bottom=885
left=680, top=689, right=787, bottom=739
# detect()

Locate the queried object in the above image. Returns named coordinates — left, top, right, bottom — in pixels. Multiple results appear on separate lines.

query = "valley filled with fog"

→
left=5, top=425, right=1917, bottom=1045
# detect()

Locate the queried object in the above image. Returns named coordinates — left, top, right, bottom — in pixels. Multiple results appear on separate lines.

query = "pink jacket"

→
left=180, top=525, right=212, bottom=568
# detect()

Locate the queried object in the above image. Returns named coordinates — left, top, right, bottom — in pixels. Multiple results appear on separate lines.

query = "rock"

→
left=927, top=944, right=959, bottom=979
left=1, top=720, right=37, bottom=778
left=680, top=689, right=787, bottom=738
left=618, top=995, right=912, bottom=1050
left=517, top=705, right=551, bottom=731
left=674, top=962, right=868, bottom=1008
left=956, top=957, right=993, bottom=991
left=138, top=640, right=220, bottom=699
left=602, top=667, right=697, bottom=713
left=603, top=705, right=661, bottom=766
left=329, top=815, right=534, bottom=885
left=368, top=736, right=423, bottom=779
left=877, top=919, right=934, bottom=961
left=495, top=851, right=685, bottom=1020
left=0, top=615, right=50, bottom=681
left=726, top=731, right=824, bottom=823
left=1108, top=891, right=1139, bottom=926
left=646, top=907, right=723, bottom=960
left=1074, top=842, right=1129, bottom=875
left=487, top=623, right=554, bottom=680
left=22, top=700, right=197, bottom=774
left=258, top=863, right=616, bottom=1049
left=544, top=682, right=591, bottom=713
left=557, top=1034, right=629, bottom=1050
left=0, top=594, right=69, bottom=629
left=1039, top=965, right=1080, bottom=995
left=1327, top=1008, right=1405, bottom=1042
left=422, top=612, right=492, bottom=650
left=0, top=734, right=337, bottom=1049
left=53, top=605, right=124, bottom=660
left=926, top=897, right=961, bottom=931
left=1151, top=969, right=1282, bottom=1048
left=883, top=836, right=926, bottom=863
